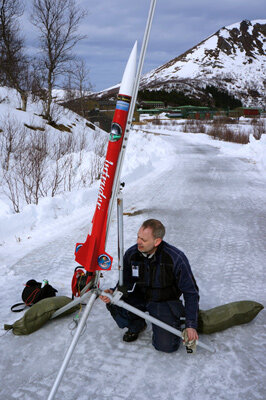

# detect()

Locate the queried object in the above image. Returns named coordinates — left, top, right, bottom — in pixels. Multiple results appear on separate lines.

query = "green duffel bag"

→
left=198, top=300, right=264, bottom=334
left=4, top=296, right=79, bottom=335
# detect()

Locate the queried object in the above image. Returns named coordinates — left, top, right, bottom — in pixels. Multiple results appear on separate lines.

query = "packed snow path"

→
left=1, top=130, right=265, bottom=400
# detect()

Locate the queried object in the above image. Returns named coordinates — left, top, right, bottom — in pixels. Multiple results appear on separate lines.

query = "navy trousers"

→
left=107, top=299, right=185, bottom=353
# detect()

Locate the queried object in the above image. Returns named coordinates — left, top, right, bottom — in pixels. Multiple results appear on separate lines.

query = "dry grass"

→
left=24, top=123, right=45, bottom=131
left=252, top=119, right=265, bottom=140
left=183, top=118, right=249, bottom=144
left=48, top=121, right=72, bottom=132
left=149, top=117, right=163, bottom=126
left=207, top=125, right=249, bottom=144
left=213, top=116, right=238, bottom=125
left=183, top=120, right=207, bottom=134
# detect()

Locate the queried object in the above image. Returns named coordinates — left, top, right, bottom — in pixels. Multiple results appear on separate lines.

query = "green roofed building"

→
left=137, top=108, right=163, bottom=115
left=178, top=105, right=210, bottom=117
left=139, top=100, right=165, bottom=109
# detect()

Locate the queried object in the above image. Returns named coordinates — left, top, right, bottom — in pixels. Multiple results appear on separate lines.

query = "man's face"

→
left=137, top=227, right=162, bottom=254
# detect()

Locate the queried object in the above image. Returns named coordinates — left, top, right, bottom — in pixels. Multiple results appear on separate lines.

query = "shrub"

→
left=0, top=115, right=108, bottom=212
left=252, top=119, right=265, bottom=140
left=207, top=125, right=249, bottom=144
left=183, top=119, right=206, bottom=134
left=150, top=117, right=163, bottom=126
left=213, top=116, right=238, bottom=125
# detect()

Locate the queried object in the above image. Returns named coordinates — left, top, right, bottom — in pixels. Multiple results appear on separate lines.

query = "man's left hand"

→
left=186, top=328, right=198, bottom=341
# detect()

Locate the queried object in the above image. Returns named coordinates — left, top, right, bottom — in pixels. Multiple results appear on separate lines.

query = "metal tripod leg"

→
left=47, top=290, right=98, bottom=400
left=117, top=186, right=124, bottom=286
left=106, top=291, right=215, bottom=353
left=50, top=290, right=91, bottom=320
left=51, top=269, right=101, bottom=320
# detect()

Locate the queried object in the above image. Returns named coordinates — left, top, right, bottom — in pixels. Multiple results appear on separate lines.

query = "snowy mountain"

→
left=96, top=20, right=266, bottom=107
left=140, top=19, right=266, bottom=107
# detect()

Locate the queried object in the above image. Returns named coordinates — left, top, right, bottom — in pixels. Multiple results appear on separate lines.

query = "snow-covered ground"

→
left=0, top=104, right=265, bottom=398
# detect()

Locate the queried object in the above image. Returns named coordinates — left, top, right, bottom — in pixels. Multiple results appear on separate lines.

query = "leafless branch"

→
left=31, top=0, right=87, bottom=121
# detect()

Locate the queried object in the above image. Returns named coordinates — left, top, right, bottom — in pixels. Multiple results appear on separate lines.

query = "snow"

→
left=0, top=89, right=265, bottom=400
left=140, top=19, right=266, bottom=107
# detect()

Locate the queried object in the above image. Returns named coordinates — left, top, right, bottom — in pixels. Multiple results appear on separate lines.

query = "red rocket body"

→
left=75, top=42, right=137, bottom=272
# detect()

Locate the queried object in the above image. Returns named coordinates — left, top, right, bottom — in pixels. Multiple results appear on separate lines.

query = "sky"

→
left=23, top=0, right=265, bottom=92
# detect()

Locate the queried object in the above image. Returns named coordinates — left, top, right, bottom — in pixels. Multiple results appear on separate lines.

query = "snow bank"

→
left=219, top=134, right=266, bottom=174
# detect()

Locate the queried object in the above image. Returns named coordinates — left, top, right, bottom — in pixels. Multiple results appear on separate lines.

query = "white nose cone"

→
left=119, top=41, right=137, bottom=97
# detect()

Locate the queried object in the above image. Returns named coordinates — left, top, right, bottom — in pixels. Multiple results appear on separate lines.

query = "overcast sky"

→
left=24, top=0, right=265, bottom=92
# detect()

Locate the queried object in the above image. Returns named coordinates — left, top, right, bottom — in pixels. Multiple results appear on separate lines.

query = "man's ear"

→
left=154, top=238, right=162, bottom=248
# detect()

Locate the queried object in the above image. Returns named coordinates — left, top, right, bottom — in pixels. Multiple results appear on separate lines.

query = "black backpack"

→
left=11, top=279, right=58, bottom=312
left=71, top=266, right=95, bottom=298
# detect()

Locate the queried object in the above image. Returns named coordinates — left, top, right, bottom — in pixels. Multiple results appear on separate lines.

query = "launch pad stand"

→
left=48, top=163, right=214, bottom=400
left=48, top=280, right=213, bottom=398
left=48, top=2, right=158, bottom=398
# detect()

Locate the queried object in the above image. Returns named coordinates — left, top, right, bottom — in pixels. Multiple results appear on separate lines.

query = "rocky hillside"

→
left=140, top=19, right=266, bottom=107
left=95, top=20, right=266, bottom=108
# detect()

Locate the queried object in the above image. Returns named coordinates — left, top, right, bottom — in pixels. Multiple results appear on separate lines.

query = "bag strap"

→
left=11, top=302, right=29, bottom=312
left=24, top=287, right=41, bottom=305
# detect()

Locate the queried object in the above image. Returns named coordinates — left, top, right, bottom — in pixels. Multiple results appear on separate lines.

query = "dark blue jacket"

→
left=122, top=240, right=199, bottom=329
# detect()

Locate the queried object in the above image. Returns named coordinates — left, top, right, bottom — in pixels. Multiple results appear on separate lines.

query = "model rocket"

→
left=75, top=41, right=137, bottom=272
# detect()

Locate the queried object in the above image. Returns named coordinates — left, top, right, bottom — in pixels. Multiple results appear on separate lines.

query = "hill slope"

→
left=140, top=19, right=266, bottom=107
left=96, top=20, right=266, bottom=107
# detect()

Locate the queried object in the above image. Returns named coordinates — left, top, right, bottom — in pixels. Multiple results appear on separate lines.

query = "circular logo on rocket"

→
left=98, top=254, right=112, bottom=270
left=109, top=122, right=122, bottom=142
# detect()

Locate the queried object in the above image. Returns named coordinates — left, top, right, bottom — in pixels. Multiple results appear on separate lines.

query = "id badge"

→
left=132, top=265, right=139, bottom=277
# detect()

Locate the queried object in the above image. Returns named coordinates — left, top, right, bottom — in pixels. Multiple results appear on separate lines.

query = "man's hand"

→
left=99, top=289, right=114, bottom=304
left=186, top=327, right=198, bottom=342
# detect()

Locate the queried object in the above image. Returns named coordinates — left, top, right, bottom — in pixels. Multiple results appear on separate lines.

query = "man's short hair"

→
left=141, top=219, right=165, bottom=239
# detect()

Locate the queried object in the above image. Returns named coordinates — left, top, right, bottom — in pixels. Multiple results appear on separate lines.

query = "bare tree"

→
left=63, top=72, right=76, bottom=102
left=64, top=60, right=91, bottom=94
left=89, top=131, right=108, bottom=182
left=0, top=118, right=27, bottom=212
left=72, top=58, right=92, bottom=116
left=63, top=60, right=92, bottom=114
left=17, top=131, right=48, bottom=205
left=30, top=60, right=47, bottom=103
left=2, top=169, right=21, bottom=212
left=0, top=0, right=29, bottom=111
left=0, top=115, right=24, bottom=171
left=31, top=0, right=86, bottom=122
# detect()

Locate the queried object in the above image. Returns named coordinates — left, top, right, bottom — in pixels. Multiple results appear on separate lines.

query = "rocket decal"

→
left=75, top=42, right=137, bottom=272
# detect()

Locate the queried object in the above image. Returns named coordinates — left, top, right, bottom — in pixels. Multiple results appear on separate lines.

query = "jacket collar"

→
left=139, top=241, right=165, bottom=260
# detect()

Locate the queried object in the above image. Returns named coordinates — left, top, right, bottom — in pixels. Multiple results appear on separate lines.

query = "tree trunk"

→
left=45, top=70, right=53, bottom=122
left=21, top=92, right=28, bottom=112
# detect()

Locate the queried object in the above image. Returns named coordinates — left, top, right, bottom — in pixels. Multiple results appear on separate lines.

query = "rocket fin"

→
left=75, top=234, right=97, bottom=272
left=75, top=231, right=113, bottom=272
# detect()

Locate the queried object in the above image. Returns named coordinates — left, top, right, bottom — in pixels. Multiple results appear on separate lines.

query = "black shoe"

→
left=123, top=322, right=147, bottom=342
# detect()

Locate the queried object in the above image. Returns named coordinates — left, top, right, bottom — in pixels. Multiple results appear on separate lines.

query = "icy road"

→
left=0, top=128, right=265, bottom=400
